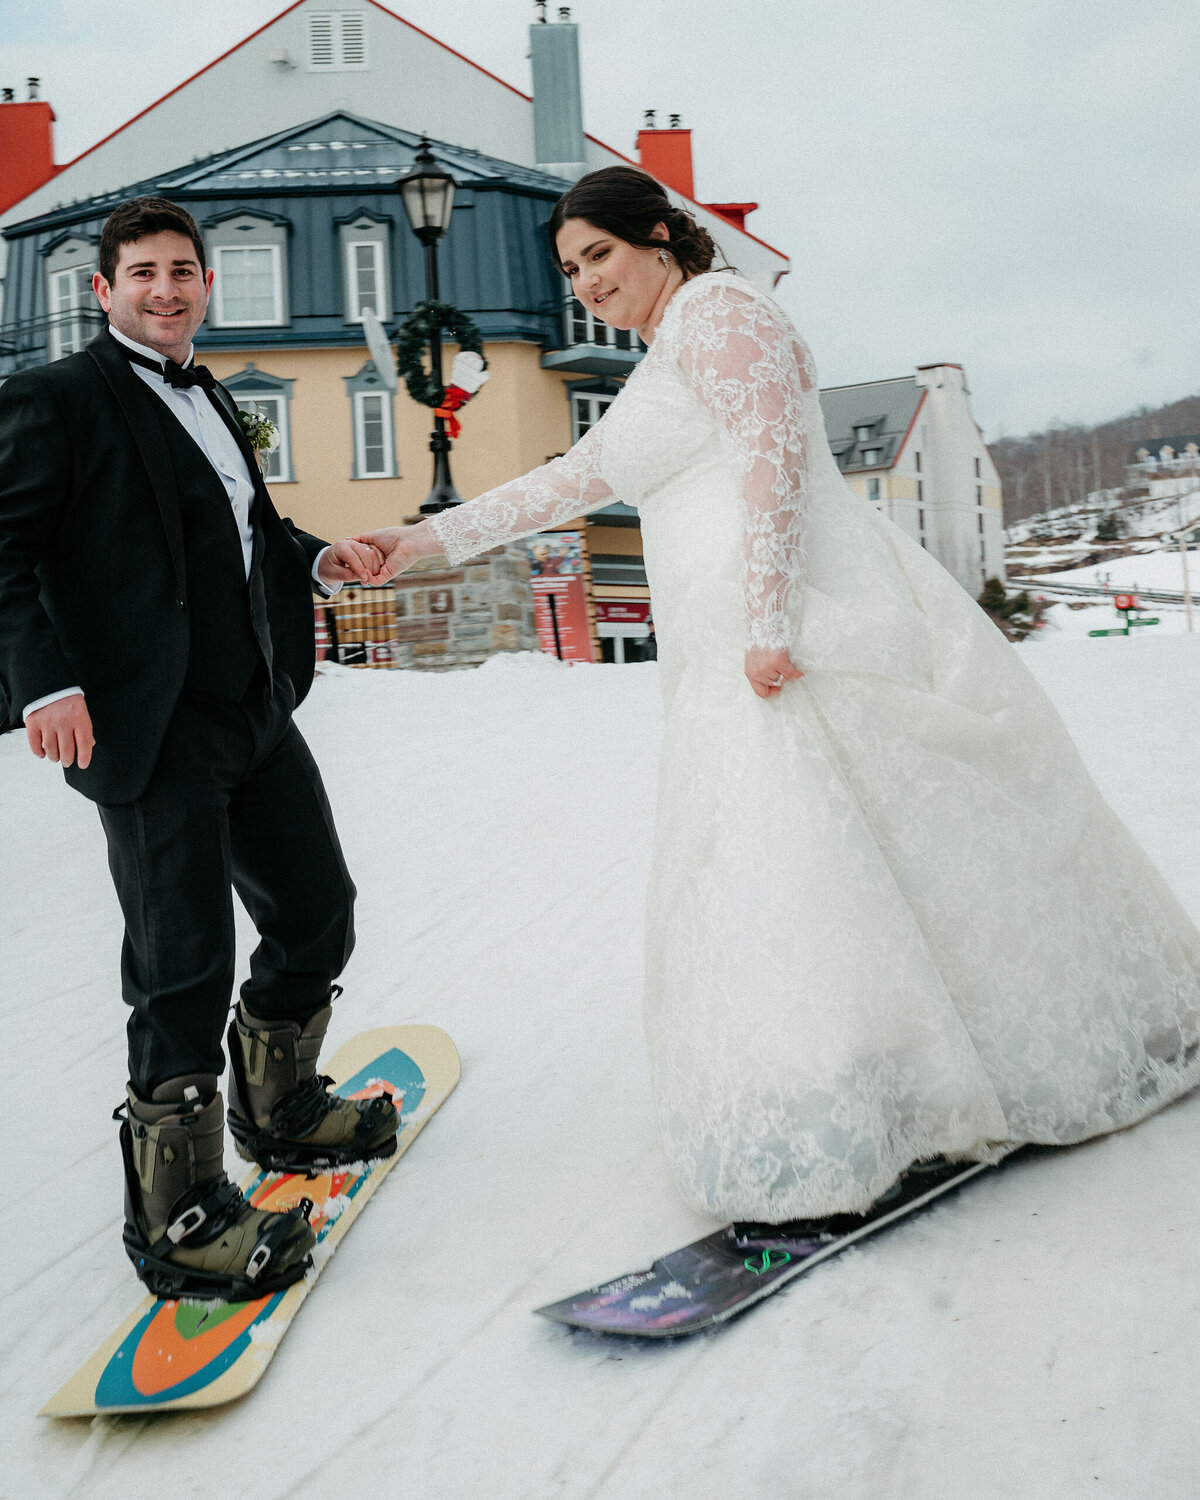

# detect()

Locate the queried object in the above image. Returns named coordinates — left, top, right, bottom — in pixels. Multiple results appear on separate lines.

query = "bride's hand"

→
left=352, top=522, right=444, bottom=585
left=745, top=647, right=803, bottom=699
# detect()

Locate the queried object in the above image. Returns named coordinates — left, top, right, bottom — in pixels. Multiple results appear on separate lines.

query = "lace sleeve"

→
left=428, top=417, right=614, bottom=565
left=672, top=280, right=815, bottom=652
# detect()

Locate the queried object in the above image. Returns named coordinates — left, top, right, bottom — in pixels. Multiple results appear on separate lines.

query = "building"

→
left=1128, top=436, right=1200, bottom=499
left=0, top=2, right=788, bottom=661
left=820, top=367, right=1005, bottom=592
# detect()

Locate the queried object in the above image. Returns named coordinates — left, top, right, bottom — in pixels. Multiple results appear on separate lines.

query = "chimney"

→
left=636, top=115, right=694, bottom=199
left=529, top=5, right=587, bottom=181
left=0, top=96, right=59, bottom=216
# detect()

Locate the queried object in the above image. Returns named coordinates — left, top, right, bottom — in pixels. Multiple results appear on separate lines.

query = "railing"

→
left=0, top=308, right=106, bottom=378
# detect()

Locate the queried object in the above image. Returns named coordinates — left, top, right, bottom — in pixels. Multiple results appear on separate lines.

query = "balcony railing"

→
left=0, top=308, right=106, bottom=379
left=540, top=295, right=646, bottom=377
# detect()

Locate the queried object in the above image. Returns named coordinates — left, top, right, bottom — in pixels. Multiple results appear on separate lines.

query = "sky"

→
left=1, top=0, right=1197, bottom=438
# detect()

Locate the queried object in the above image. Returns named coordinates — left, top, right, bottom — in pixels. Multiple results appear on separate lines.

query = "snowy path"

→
left=2, top=643, right=1198, bottom=1500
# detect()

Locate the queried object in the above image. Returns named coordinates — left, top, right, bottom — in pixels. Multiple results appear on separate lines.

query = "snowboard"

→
left=42, top=1025, right=460, bottom=1416
left=536, top=1149, right=1025, bottom=1338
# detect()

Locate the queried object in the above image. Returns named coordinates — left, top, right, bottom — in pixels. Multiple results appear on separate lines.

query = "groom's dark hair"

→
left=99, top=197, right=207, bottom=284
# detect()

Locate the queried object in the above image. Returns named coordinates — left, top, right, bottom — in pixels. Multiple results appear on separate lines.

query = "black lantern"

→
left=397, top=138, right=462, bottom=511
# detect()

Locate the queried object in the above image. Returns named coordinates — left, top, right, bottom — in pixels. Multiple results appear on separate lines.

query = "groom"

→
left=0, top=196, right=398, bottom=1299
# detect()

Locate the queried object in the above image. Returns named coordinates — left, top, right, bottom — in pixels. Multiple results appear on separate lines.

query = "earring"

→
left=658, top=248, right=670, bottom=269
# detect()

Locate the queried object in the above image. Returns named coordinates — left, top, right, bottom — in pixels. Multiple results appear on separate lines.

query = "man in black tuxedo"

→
left=0, top=197, right=398, bottom=1299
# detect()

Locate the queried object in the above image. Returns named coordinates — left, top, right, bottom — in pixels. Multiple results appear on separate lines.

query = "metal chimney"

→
left=529, top=6, right=587, bottom=181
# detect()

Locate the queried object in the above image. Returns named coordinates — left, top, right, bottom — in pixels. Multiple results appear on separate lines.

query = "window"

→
left=917, top=479, right=924, bottom=503
left=346, top=241, right=384, bottom=320
left=854, top=424, right=874, bottom=442
left=234, top=395, right=290, bottom=482
left=977, top=511, right=984, bottom=534
left=352, top=391, right=395, bottom=478
left=567, top=299, right=643, bottom=353
left=48, top=265, right=95, bottom=360
left=867, top=477, right=881, bottom=502
left=308, top=11, right=368, bottom=70
left=223, top=365, right=295, bottom=482
left=976, top=484, right=983, bottom=506
left=918, top=508, right=926, bottom=548
left=974, top=457, right=981, bottom=478
left=914, top=451, right=922, bottom=472
left=338, top=216, right=391, bottom=323
left=214, top=245, right=284, bottom=326
left=572, top=391, right=615, bottom=442
left=862, top=447, right=882, bottom=466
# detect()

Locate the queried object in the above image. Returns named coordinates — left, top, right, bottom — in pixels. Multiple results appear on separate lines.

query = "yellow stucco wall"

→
left=205, top=341, right=578, bottom=542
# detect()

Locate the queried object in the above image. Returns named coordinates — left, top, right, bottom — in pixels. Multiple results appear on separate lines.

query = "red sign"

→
left=596, top=600, right=651, bottom=624
left=1113, top=593, right=1140, bottom=611
left=532, top=577, right=594, bottom=661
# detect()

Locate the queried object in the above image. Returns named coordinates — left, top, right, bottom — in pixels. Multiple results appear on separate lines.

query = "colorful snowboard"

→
left=42, top=1025, right=460, bottom=1416
left=536, top=1149, right=1024, bottom=1338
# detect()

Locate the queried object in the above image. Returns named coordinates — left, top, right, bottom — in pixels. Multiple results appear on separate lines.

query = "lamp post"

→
left=397, top=137, right=462, bottom=512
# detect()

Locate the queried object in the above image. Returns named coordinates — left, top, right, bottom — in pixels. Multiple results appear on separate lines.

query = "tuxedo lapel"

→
left=86, top=331, right=189, bottom=600
left=207, top=381, right=270, bottom=574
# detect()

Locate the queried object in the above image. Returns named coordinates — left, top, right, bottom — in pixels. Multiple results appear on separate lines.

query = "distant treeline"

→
left=991, top=392, right=1200, bottom=526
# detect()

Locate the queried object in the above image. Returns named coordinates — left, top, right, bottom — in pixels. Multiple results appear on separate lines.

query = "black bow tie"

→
left=117, top=339, right=216, bottom=392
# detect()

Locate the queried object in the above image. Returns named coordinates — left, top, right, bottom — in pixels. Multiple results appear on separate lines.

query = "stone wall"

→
left=390, top=542, right=541, bottom=670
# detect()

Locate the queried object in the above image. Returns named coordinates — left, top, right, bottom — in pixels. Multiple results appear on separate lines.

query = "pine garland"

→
left=394, top=300, right=486, bottom=408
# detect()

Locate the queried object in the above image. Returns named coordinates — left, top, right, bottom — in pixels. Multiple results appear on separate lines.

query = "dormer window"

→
left=862, top=447, right=883, bottom=466
left=338, top=214, right=391, bottom=323
left=207, top=213, right=290, bottom=328
left=854, top=423, right=874, bottom=442
left=308, top=12, right=368, bottom=71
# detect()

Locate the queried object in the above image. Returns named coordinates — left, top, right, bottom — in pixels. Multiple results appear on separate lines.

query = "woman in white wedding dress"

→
left=359, top=167, right=1200, bottom=1223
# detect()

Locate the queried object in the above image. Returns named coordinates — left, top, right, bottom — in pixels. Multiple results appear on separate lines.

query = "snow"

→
left=1027, top=548, right=1200, bottom=596
left=3, top=645, right=1199, bottom=1499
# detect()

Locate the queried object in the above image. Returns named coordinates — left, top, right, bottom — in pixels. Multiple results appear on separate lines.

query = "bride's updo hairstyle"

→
left=548, top=166, right=724, bottom=279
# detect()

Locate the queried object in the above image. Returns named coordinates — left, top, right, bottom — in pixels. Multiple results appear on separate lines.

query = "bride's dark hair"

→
left=547, top=166, right=726, bottom=279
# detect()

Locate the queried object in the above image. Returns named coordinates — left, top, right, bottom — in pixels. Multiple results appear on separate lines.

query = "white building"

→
left=820, top=364, right=1005, bottom=594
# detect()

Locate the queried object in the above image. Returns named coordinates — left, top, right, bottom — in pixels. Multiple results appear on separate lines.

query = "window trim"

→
left=344, top=236, right=388, bottom=323
left=48, top=263, right=96, bottom=361
left=352, top=388, right=396, bottom=479
left=232, top=391, right=293, bottom=483
left=212, top=243, right=286, bottom=328
left=571, top=390, right=616, bottom=444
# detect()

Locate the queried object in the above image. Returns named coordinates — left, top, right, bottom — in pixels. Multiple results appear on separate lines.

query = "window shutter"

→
left=309, top=13, right=335, bottom=68
left=340, top=13, right=367, bottom=67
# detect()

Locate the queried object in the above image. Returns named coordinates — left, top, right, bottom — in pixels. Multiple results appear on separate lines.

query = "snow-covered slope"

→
left=3, top=647, right=1198, bottom=1499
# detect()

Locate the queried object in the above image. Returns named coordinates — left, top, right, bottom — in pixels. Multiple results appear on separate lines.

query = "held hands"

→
left=745, top=647, right=804, bottom=699
left=26, top=693, right=94, bottom=769
left=316, top=539, right=388, bottom=588
left=350, top=523, right=444, bottom=586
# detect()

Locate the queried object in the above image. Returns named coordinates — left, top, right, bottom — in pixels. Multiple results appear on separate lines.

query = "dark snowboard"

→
left=536, top=1150, right=1026, bottom=1338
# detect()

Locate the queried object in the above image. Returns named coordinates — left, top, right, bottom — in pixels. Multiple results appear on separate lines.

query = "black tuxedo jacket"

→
left=0, top=329, right=327, bottom=804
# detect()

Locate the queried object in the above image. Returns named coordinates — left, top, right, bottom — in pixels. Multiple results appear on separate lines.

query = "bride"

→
left=358, top=166, right=1200, bottom=1222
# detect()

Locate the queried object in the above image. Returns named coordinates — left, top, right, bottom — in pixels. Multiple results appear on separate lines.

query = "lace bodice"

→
left=429, top=273, right=820, bottom=651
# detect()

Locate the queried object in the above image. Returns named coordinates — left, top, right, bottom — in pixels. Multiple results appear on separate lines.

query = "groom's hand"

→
left=317, top=539, right=385, bottom=587
left=352, top=524, right=443, bottom=585
left=26, top=693, right=95, bottom=768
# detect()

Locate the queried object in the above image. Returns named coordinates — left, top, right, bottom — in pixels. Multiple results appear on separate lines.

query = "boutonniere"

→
left=236, top=409, right=280, bottom=474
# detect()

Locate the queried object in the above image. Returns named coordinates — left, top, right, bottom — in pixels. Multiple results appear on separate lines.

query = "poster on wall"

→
left=522, top=532, right=596, bottom=662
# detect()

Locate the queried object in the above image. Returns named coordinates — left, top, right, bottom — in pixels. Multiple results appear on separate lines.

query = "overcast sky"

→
left=2, top=0, right=1196, bottom=437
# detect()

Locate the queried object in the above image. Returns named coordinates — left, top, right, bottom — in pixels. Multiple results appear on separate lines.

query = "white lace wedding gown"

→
left=430, top=271, right=1200, bottom=1221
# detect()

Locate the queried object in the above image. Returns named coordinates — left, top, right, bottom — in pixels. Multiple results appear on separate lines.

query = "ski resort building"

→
left=821, top=368, right=1006, bottom=592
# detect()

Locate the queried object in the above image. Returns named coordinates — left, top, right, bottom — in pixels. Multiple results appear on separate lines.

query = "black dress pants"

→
left=97, top=681, right=356, bottom=1097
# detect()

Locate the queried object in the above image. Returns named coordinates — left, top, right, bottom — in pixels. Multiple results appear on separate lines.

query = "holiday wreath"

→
left=394, top=300, right=487, bottom=408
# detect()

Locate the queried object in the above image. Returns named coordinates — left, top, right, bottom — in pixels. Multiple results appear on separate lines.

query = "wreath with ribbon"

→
left=394, top=300, right=488, bottom=435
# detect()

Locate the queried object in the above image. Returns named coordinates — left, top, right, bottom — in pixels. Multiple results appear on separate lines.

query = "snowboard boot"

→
left=117, top=1075, right=316, bottom=1300
left=226, top=1001, right=400, bottom=1172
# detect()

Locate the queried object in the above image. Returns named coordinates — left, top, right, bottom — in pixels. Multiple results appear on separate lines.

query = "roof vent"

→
left=2, top=89, right=13, bottom=103
left=559, top=7, right=571, bottom=19
left=308, top=12, right=369, bottom=72
left=644, top=109, right=656, bottom=127
left=26, top=77, right=40, bottom=100
left=669, top=114, right=681, bottom=128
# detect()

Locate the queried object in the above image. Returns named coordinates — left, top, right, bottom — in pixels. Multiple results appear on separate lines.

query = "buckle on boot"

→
left=167, top=1203, right=207, bottom=1244
left=245, top=1244, right=271, bottom=1281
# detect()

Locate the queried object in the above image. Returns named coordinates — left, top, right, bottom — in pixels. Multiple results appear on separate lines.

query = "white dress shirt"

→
left=24, top=325, right=336, bottom=719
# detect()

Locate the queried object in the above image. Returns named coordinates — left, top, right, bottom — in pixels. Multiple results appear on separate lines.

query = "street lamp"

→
left=397, top=137, right=462, bottom=512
